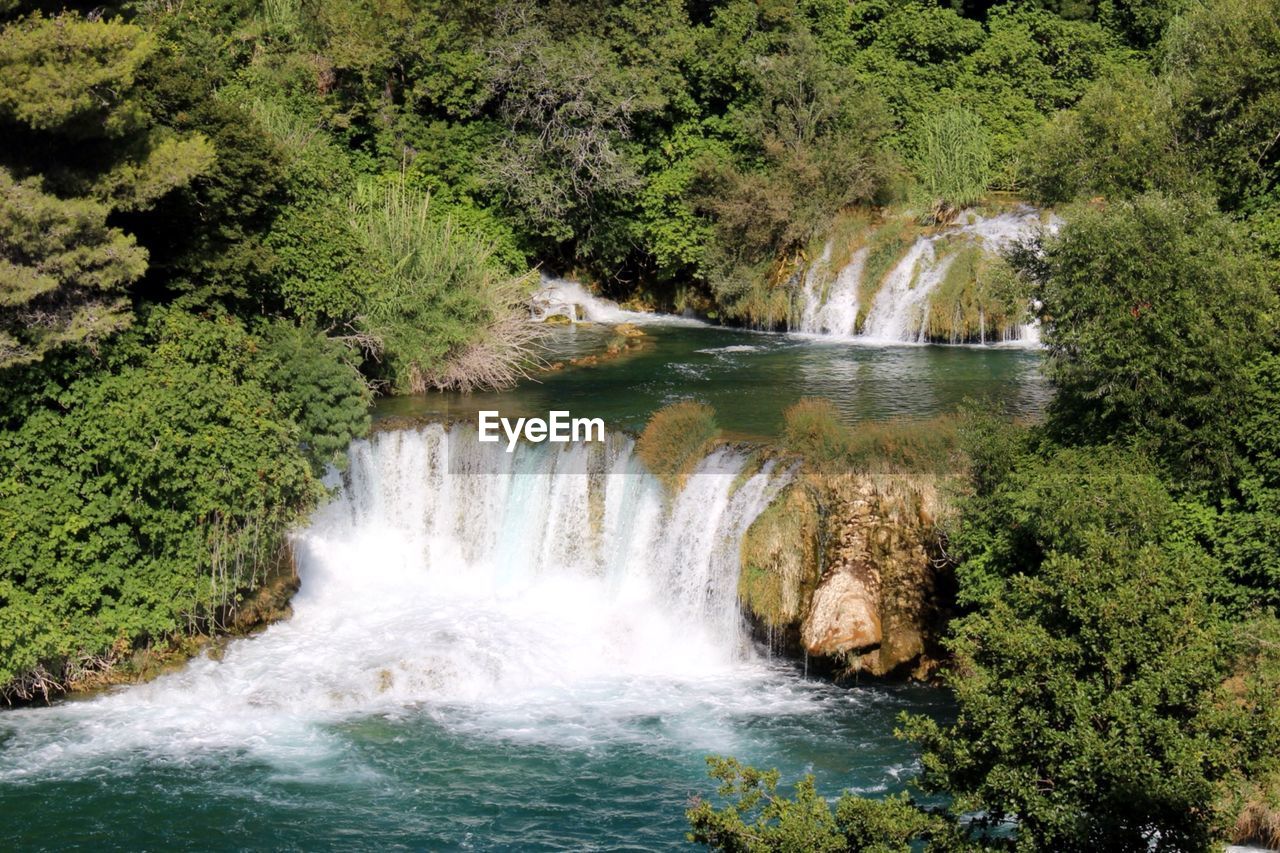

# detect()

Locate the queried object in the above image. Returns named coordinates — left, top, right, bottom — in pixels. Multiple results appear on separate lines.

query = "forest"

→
left=1, top=0, right=1279, bottom=849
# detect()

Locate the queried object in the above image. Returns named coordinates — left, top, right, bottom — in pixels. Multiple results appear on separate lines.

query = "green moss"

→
left=923, top=245, right=1029, bottom=343
left=738, top=483, right=821, bottom=627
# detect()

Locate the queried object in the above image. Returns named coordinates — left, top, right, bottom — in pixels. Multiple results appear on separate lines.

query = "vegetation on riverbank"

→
left=686, top=0, right=1280, bottom=836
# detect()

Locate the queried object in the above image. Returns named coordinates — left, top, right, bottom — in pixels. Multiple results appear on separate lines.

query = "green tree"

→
left=0, top=10, right=215, bottom=361
left=0, top=308, right=369, bottom=700
left=1163, top=0, right=1280, bottom=209
left=687, top=756, right=947, bottom=852
left=1015, top=193, right=1276, bottom=492
left=695, top=28, right=894, bottom=323
left=0, top=168, right=146, bottom=365
left=1020, top=70, right=1194, bottom=203
left=908, top=445, right=1235, bottom=850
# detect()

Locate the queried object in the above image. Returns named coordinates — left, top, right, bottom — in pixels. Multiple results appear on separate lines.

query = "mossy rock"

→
left=738, top=482, right=821, bottom=627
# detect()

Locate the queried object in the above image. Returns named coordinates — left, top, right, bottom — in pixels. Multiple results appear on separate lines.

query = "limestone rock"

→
left=801, top=567, right=882, bottom=655
left=738, top=470, right=950, bottom=680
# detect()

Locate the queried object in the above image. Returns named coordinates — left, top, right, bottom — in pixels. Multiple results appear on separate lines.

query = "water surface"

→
left=377, top=324, right=1048, bottom=437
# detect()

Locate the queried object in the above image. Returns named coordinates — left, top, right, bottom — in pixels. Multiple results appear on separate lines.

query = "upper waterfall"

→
left=794, top=207, right=1056, bottom=345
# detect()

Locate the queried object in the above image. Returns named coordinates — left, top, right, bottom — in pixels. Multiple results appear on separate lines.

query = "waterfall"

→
left=329, top=423, right=787, bottom=655
left=0, top=424, right=794, bottom=779
left=796, top=245, right=867, bottom=337
left=531, top=275, right=702, bottom=326
left=793, top=207, right=1056, bottom=344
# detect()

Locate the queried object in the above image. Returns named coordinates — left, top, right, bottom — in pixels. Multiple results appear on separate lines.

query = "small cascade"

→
left=531, top=276, right=635, bottom=323
left=796, top=245, right=867, bottom=337
left=531, top=275, right=702, bottom=326
left=859, top=239, right=950, bottom=343
left=793, top=207, right=1056, bottom=345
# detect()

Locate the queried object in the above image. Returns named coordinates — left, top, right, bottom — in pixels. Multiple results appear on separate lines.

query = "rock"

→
left=738, top=469, right=951, bottom=681
left=801, top=567, right=882, bottom=655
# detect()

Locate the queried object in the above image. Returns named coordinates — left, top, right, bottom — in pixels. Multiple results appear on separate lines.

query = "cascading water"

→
left=794, top=207, right=1057, bottom=345
left=531, top=275, right=702, bottom=326
left=0, top=424, right=950, bottom=846
left=797, top=244, right=867, bottom=337
left=0, top=424, right=793, bottom=775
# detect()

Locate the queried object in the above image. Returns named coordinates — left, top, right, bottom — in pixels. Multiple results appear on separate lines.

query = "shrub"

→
left=0, top=309, right=355, bottom=700
left=349, top=178, right=543, bottom=393
left=781, top=397, right=850, bottom=466
left=687, top=756, right=947, bottom=851
left=922, top=246, right=1029, bottom=343
left=636, top=400, right=720, bottom=492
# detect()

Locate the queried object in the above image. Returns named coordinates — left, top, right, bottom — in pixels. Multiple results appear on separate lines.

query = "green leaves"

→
left=349, top=178, right=541, bottom=393
left=0, top=309, right=368, bottom=700
left=915, top=107, right=992, bottom=219
left=910, top=442, right=1233, bottom=849
left=0, top=168, right=146, bottom=367
left=0, top=13, right=154, bottom=138
left=687, top=756, right=946, bottom=852
left=1021, top=193, right=1276, bottom=492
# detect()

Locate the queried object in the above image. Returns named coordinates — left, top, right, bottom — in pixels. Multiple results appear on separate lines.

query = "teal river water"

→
left=0, top=322, right=1038, bottom=851
left=376, top=323, right=1049, bottom=437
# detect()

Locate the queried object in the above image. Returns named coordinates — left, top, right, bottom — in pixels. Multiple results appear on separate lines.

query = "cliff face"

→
left=738, top=470, right=952, bottom=680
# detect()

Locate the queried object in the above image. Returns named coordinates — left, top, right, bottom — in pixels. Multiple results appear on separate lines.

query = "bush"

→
left=907, top=444, right=1238, bottom=850
left=781, top=397, right=850, bottom=466
left=687, top=756, right=947, bottom=852
left=922, top=247, right=1028, bottom=343
left=349, top=178, right=543, bottom=393
left=1018, top=192, right=1276, bottom=493
left=636, top=400, right=720, bottom=492
left=0, top=309, right=363, bottom=700
left=1019, top=70, right=1195, bottom=204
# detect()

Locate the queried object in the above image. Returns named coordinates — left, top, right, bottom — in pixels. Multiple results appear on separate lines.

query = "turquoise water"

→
left=377, top=324, right=1048, bottom=437
left=0, top=324, right=1019, bottom=850
left=0, top=682, right=950, bottom=849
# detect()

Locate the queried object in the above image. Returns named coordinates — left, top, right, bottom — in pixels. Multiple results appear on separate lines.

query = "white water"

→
left=531, top=275, right=702, bottom=326
left=0, top=425, right=802, bottom=781
left=796, top=208, right=1055, bottom=345
left=797, top=244, right=867, bottom=337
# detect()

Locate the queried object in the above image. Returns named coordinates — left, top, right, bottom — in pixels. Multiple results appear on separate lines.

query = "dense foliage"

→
left=677, top=1, right=1280, bottom=849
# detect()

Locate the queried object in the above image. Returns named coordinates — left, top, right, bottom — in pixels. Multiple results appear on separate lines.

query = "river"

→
left=0, top=321, right=1039, bottom=850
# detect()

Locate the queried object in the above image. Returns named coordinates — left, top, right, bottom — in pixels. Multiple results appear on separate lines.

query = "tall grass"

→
left=350, top=178, right=542, bottom=393
left=916, top=107, right=992, bottom=223
left=782, top=397, right=961, bottom=475
left=637, top=400, right=720, bottom=491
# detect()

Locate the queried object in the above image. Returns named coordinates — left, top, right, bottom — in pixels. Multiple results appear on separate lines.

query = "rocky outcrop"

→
left=739, top=471, right=951, bottom=680
left=801, top=568, right=881, bottom=655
